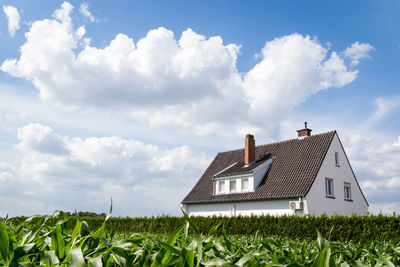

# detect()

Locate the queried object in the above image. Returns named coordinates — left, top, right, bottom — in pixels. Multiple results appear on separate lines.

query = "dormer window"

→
left=335, top=152, right=340, bottom=166
left=214, top=176, right=252, bottom=195
left=213, top=156, right=275, bottom=196
left=217, top=180, right=226, bottom=194
left=212, top=138, right=275, bottom=196
left=242, top=178, right=249, bottom=191
left=230, top=179, right=237, bottom=193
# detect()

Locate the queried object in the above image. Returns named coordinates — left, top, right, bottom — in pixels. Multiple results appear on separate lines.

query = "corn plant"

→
left=1, top=206, right=400, bottom=266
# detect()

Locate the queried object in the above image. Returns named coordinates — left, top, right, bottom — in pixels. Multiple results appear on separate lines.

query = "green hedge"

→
left=8, top=214, right=400, bottom=242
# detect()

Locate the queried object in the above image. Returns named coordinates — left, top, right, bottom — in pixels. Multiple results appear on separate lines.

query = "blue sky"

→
left=0, top=0, right=399, bottom=216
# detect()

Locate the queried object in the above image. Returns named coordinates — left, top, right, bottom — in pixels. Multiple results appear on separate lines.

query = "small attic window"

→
left=217, top=180, right=226, bottom=194
left=242, top=178, right=249, bottom=191
left=335, top=152, right=340, bottom=167
left=230, top=180, right=237, bottom=193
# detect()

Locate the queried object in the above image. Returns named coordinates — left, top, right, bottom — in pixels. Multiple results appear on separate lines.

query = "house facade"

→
left=181, top=126, right=368, bottom=216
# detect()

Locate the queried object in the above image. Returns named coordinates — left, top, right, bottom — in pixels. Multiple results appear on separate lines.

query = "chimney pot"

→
left=245, top=134, right=255, bottom=165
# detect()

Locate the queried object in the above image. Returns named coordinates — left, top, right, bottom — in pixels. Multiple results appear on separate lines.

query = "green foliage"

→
left=63, top=211, right=107, bottom=218
left=13, top=213, right=400, bottom=242
left=1, top=209, right=400, bottom=266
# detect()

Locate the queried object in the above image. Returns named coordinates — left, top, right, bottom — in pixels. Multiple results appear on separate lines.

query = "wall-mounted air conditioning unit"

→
left=289, top=201, right=303, bottom=210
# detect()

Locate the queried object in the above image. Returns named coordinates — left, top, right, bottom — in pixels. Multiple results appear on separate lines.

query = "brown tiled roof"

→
left=181, top=131, right=336, bottom=204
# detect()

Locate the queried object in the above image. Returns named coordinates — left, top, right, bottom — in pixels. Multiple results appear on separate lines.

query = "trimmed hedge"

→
left=8, top=214, right=400, bottom=242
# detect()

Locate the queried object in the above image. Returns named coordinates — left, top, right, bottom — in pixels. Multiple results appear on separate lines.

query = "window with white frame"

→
left=230, top=179, right=237, bottom=193
left=217, top=180, right=226, bottom=194
left=335, top=152, right=340, bottom=166
left=214, top=177, right=252, bottom=195
left=242, top=178, right=249, bottom=191
left=344, top=182, right=352, bottom=200
left=325, top=178, right=334, bottom=197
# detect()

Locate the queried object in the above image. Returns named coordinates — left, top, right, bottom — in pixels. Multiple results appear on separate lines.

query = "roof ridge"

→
left=220, top=130, right=336, bottom=154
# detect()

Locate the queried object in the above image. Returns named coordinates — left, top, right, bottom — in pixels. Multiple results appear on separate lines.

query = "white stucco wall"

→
left=305, top=133, right=368, bottom=216
left=184, top=198, right=304, bottom=217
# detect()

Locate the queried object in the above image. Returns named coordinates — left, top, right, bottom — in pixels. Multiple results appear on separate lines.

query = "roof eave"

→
left=213, top=171, right=253, bottom=179
left=181, top=195, right=304, bottom=205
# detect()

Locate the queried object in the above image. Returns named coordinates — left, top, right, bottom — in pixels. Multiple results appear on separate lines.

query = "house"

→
left=181, top=125, right=368, bottom=216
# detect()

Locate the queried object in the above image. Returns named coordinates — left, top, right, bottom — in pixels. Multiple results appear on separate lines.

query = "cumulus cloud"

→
left=0, top=162, right=17, bottom=182
left=3, top=5, right=20, bottom=37
left=1, top=4, right=242, bottom=108
left=17, top=123, right=209, bottom=181
left=364, top=96, right=400, bottom=128
left=368, top=202, right=400, bottom=215
left=244, top=34, right=358, bottom=134
left=1, top=2, right=372, bottom=138
left=344, top=130, right=400, bottom=213
left=80, top=3, right=95, bottom=22
left=17, top=123, right=69, bottom=155
left=0, top=123, right=211, bottom=216
left=344, top=42, right=374, bottom=66
left=349, top=132, right=400, bottom=181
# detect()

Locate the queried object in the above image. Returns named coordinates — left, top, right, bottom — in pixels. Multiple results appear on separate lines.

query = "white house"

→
left=181, top=125, right=368, bottom=216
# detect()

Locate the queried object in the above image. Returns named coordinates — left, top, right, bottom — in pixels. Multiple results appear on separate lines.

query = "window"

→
left=218, top=180, right=225, bottom=194
left=344, top=182, right=352, bottom=200
left=214, top=177, right=252, bottom=195
left=242, top=178, right=249, bottom=191
left=230, top=179, right=237, bottom=193
left=335, top=152, right=340, bottom=166
left=325, top=178, right=334, bottom=197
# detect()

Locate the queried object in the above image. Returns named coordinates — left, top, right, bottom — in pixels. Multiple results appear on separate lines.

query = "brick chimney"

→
left=245, top=134, right=255, bottom=165
left=297, top=122, right=312, bottom=138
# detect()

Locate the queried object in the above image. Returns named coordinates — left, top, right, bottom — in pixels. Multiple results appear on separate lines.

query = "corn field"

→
left=13, top=212, right=400, bottom=243
left=1, top=207, right=400, bottom=266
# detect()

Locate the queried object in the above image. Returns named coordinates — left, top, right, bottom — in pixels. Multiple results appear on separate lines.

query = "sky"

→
left=0, top=0, right=399, bottom=217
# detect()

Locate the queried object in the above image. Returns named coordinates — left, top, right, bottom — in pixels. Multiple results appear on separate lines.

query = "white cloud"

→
left=364, top=96, right=400, bottom=128
left=76, top=26, right=86, bottom=40
left=3, top=5, right=20, bottom=37
left=53, top=1, right=73, bottom=24
left=0, top=123, right=211, bottom=216
left=344, top=130, right=400, bottom=213
left=0, top=162, right=16, bottom=181
left=344, top=42, right=374, bottom=66
left=243, top=34, right=358, bottom=135
left=17, top=123, right=69, bottom=155
left=0, top=2, right=372, bottom=139
left=1, top=4, right=242, bottom=109
left=17, top=123, right=209, bottom=181
left=5, top=111, right=27, bottom=121
left=394, top=136, right=400, bottom=147
left=80, top=3, right=95, bottom=22
left=361, top=177, right=400, bottom=191
left=368, top=202, right=400, bottom=215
